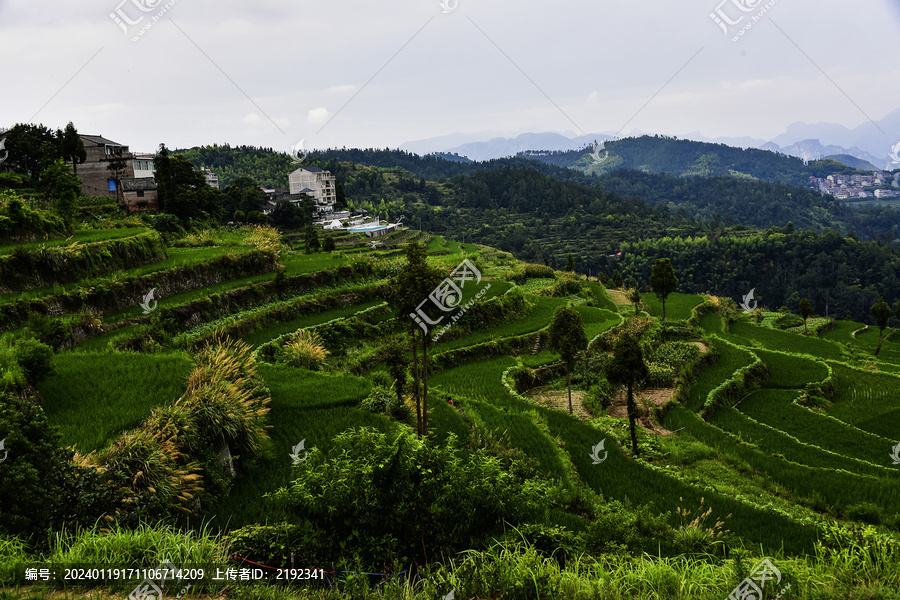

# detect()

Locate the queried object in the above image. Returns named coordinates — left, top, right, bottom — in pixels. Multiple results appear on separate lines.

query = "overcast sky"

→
left=2, top=0, right=898, bottom=155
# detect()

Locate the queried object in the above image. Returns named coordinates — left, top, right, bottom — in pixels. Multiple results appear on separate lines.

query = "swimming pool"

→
left=347, top=225, right=389, bottom=232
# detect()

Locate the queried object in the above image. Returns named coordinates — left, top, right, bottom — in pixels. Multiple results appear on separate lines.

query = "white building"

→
left=202, top=168, right=219, bottom=189
left=132, top=153, right=155, bottom=179
left=289, top=166, right=336, bottom=212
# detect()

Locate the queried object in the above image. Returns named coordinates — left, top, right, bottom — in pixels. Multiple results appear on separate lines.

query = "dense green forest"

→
left=592, top=170, right=900, bottom=238
left=617, top=228, right=900, bottom=320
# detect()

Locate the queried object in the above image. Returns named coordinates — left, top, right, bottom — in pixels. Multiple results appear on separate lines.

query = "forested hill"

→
left=594, top=170, right=900, bottom=239
left=520, top=135, right=872, bottom=186
left=179, top=144, right=900, bottom=241
left=175, top=145, right=602, bottom=189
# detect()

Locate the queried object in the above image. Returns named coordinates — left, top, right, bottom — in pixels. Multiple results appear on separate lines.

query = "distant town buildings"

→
left=289, top=166, right=336, bottom=212
left=809, top=172, right=900, bottom=201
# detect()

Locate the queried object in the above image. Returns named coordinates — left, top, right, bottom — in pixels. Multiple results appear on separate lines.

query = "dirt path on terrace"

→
left=608, top=387, right=674, bottom=435
left=689, top=341, right=710, bottom=354
left=527, top=388, right=591, bottom=419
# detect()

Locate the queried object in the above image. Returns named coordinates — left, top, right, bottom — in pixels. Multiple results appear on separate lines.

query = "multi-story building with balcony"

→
left=288, top=166, right=336, bottom=212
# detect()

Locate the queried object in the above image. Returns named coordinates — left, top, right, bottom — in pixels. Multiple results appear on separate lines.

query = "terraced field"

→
left=0, top=227, right=149, bottom=255
left=736, top=389, right=892, bottom=466
left=640, top=292, right=705, bottom=321
left=826, top=364, right=900, bottom=439
left=15, top=222, right=900, bottom=584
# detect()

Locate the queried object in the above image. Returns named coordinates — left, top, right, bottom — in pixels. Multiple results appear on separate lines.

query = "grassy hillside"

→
left=2, top=218, right=900, bottom=600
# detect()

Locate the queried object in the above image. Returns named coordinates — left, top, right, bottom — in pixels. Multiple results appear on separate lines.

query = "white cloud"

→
left=239, top=114, right=263, bottom=125
left=307, top=107, right=331, bottom=126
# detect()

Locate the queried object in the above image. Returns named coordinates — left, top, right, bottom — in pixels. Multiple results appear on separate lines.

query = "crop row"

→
left=736, top=389, right=895, bottom=467
left=753, top=348, right=829, bottom=390
left=432, top=339, right=828, bottom=554
left=664, top=406, right=900, bottom=524
left=639, top=293, right=706, bottom=322
left=700, top=339, right=766, bottom=417
left=710, top=405, right=892, bottom=478
left=0, top=229, right=167, bottom=293
left=723, top=321, right=845, bottom=361
left=547, top=406, right=821, bottom=554
left=824, top=363, right=900, bottom=440
left=682, top=338, right=753, bottom=412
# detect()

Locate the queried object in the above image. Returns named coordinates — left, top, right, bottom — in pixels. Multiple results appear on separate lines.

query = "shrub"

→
left=773, top=313, right=804, bottom=330
left=583, top=500, right=673, bottom=555
left=369, top=370, right=393, bottom=389
left=845, top=502, right=883, bottom=525
left=12, top=338, right=54, bottom=385
left=21, top=314, right=69, bottom=348
left=322, top=236, right=336, bottom=252
left=359, top=385, right=393, bottom=413
left=0, top=392, right=76, bottom=543
left=585, top=380, right=614, bottom=415
left=271, top=427, right=551, bottom=570
left=359, top=386, right=415, bottom=427
left=281, top=329, right=330, bottom=371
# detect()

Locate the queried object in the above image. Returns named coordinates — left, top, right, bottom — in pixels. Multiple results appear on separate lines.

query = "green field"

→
left=683, top=339, right=755, bottom=411
left=665, top=405, right=900, bottom=520
left=0, top=227, right=149, bottom=255
left=754, top=348, right=829, bottom=389
left=736, top=389, right=893, bottom=466
left=640, top=292, right=704, bottom=321
left=825, top=363, right=900, bottom=439
left=8, top=223, right=900, bottom=592
left=723, top=320, right=845, bottom=361
left=710, top=405, right=892, bottom=477
left=0, top=246, right=252, bottom=304
left=432, top=295, right=568, bottom=353
left=38, top=351, right=193, bottom=452
left=585, top=280, right=619, bottom=312
left=242, top=299, right=386, bottom=348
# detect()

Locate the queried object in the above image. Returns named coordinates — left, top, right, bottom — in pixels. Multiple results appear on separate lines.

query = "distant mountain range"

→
left=401, top=108, right=900, bottom=170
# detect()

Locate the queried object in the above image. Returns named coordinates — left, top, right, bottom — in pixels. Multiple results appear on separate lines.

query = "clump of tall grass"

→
left=674, top=496, right=730, bottom=554
left=88, top=430, right=203, bottom=515
left=178, top=334, right=271, bottom=456
left=281, top=329, right=330, bottom=371
left=48, top=522, right=224, bottom=567
left=242, top=225, right=282, bottom=257
left=74, top=335, right=271, bottom=521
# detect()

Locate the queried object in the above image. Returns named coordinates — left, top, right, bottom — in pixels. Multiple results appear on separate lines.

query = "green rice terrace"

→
left=2, top=211, right=900, bottom=599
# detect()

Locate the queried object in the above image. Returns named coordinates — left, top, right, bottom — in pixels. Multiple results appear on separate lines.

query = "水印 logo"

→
left=739, top=288, right=757, bottom=313
left=140, top=288, right=158, bottom=315
left=291, top=139, right=308, bottom=164
left=889, top=140, right=900, bottom=165
left=589, top=439, right=608, bottom=465
left=890, top=442, right=900, bottom=465
left=290, top=439, right=309, bottom=465
left=590, top=140, right=609, bottom=165
left=439, top=0, right=458, bottom=14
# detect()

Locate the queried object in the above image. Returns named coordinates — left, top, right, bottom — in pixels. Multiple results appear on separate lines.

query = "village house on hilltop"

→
left=76, top=135, right=159, bottom=211
left=289, top=165, right=336, bottom=213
